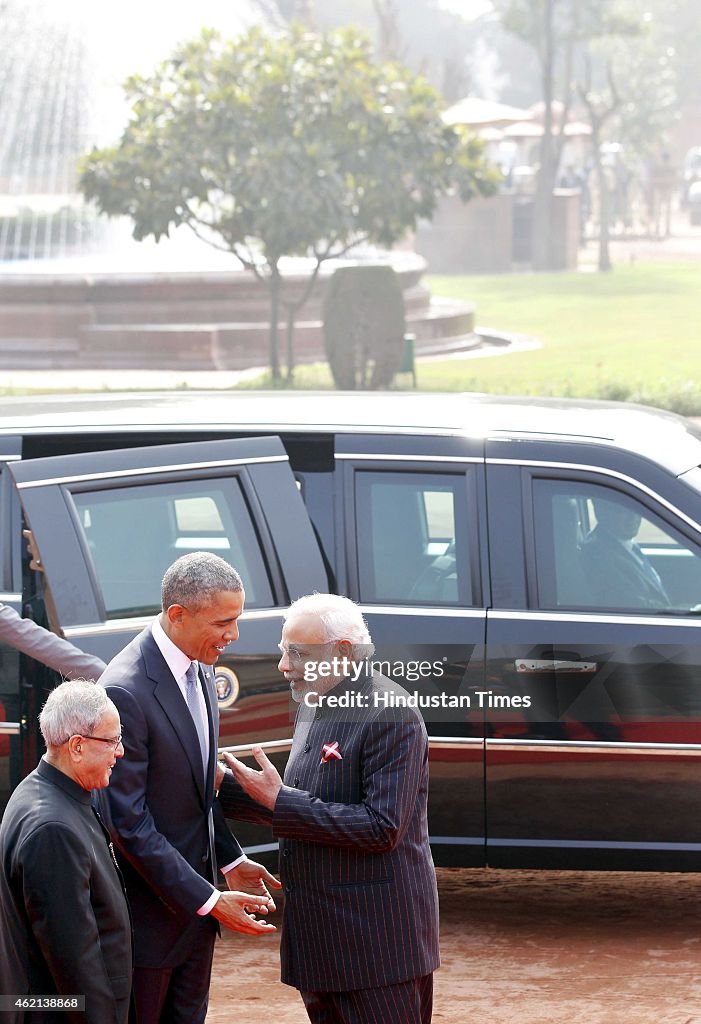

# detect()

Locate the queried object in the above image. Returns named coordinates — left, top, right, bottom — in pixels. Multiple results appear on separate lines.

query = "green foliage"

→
left=78, top=25, right=499, bottom=249
left=322, top=264, right=405, bottom=389
left=494, top=0, right=639, bottom=64
left=493, top=0, right=677, bottom=152
left=79, top=23, right=496, bottom=376
left=422, top=262, right=701, bottom=405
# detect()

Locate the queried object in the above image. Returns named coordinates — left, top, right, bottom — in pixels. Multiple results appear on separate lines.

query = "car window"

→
left=533, top=478, right=701, bottom=613
left=72, top=478, right=273, bottom=618
left=355, top=470, right=472, bottom=605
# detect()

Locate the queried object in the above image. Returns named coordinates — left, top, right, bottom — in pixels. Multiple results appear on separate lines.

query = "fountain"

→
left=0, top=0, right=475, bottom=369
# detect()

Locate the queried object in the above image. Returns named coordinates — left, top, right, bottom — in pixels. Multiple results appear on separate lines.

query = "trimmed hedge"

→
left=322, top=264, right=405, bottom=390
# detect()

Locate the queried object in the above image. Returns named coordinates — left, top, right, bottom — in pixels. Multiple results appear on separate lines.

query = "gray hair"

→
left=285, top=594, right=373, bottom=647
left=39, top=679, right=117, bottom=748
left=161, top=552, right=242, bottom=611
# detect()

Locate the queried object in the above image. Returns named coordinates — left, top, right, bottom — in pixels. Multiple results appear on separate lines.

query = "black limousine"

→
left=2, top=390, right=701, bottom=871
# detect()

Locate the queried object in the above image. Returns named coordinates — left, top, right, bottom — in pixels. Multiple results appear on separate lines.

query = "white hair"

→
left=284, top=594, right=373, bottom=647
left=39, top=679, right=117, bottom=748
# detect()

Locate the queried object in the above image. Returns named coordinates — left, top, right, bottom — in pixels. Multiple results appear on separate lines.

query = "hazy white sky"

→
left=437, top=0, right=493, bottom=19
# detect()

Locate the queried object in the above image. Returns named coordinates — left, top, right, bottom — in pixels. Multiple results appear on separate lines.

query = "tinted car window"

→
left=533, top=478, right=701, bottom=612
left=72, top=478, right=273, bottom=618
left=355, top=471, right=471, bottom=605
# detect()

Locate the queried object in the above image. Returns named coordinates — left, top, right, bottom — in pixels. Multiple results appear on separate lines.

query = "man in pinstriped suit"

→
left=224, top=593, right=440, bottom=1024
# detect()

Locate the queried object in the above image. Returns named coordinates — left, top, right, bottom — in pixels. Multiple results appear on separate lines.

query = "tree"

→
left=79, top=24, right=496, bottom=380
left=253, top=0, right=481, bottom=103
left=578, top=58, right=620, bottom=271
left=370, top=0, right=404, bottom=62
left=492, top=0, right=640, bottom=270
left=645, top=0, right=700, bottom=110
left=577, top=24, right=677, bottom=267
left=493, top=0, right=574, bottom=269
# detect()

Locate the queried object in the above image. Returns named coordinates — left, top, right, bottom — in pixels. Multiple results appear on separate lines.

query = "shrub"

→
left=322, top=264, right=406, bottom=389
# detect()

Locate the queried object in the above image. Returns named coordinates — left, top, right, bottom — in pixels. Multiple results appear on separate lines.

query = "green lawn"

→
left=422, top=262, right=701, bottom=407
left=242, top=261, right=701, bottom=412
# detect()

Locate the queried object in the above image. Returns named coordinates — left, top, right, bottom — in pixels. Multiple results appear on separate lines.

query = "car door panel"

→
left=485, top=443, right=701, bottom=870
left=0, top=439, right=23, bottom=806
left=7, top=437, right=329, bottom=835
left=337, top=433, right=488, bottom=865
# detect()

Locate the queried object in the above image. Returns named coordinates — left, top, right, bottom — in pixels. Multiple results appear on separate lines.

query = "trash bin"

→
left=399, top=333, right=417, bottom=387
left=689, top=181, right=701, bottom=226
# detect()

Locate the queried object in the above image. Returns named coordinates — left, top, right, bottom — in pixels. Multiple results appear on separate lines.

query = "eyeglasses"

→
left=80, top=733, right=124, bottom=751
left=277, top=641, right=335, bottom=663
left=278, top=643, right=308, bottom=663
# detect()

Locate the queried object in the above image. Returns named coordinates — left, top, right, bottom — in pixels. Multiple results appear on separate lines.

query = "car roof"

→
left=1, top=391, right=700, bottom=476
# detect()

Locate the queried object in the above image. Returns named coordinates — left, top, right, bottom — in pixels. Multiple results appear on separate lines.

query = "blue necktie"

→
left=185, top=662, right=217, bottom=881
left=185, top=662, right=207, bottom=778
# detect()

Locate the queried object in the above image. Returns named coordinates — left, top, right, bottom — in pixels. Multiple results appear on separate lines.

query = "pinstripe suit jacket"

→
left=226, top=668, right=440, bottom=993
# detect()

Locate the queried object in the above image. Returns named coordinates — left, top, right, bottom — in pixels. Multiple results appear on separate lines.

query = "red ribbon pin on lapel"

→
left=320, top=741, right=342, bottom=764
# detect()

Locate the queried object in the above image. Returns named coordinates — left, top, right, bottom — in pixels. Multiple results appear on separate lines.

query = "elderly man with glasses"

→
left=0, top=679, right=132, bottom=1024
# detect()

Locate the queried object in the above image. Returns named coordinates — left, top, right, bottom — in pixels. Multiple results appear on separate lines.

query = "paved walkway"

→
left=0, top=365, right=268, bottom=392
left=577, top=208, right=701, bottom=270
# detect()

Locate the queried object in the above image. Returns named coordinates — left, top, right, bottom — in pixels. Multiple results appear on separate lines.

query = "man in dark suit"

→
left=580, top=498, right=670, bottom=609
left=98, top=552, right=279, bottom=1024
left=0, top=603, right=106, bottom=680
left=224, top=593, right=440, bottom=1024
left=0, top=678, right=132, bottom=1024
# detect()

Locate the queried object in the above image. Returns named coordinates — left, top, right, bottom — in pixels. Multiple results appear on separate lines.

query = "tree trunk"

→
left=531, top=0, right=557, bottom=271
left=372, top=0, right=403, bottom=61
left=268, top=265, right=281, bottom=381
left=285, top=304, right=295, bottom=383
left=595, top=155, right=612, bottom=272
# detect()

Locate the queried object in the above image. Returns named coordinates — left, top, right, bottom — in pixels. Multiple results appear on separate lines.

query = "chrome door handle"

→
left=515, top=659, right=597, bottom=673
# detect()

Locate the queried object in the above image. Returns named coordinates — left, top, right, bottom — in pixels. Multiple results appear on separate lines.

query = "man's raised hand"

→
left=223, top=746, right=284, bottom=811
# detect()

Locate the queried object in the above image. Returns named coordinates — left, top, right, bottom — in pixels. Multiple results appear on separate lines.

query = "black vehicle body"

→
left=2, top=391, right=701, bottom=871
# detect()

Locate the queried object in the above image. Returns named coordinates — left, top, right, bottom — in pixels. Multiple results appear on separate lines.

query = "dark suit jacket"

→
left=0, top=604, right=106, bottom=681
left=580, top=526, right=670, bottom=609
left=0, top=758, right=132, bottom=1024
left=97, top=627, right=242, bottom=968
left=222, top=670, right=440, bottom=992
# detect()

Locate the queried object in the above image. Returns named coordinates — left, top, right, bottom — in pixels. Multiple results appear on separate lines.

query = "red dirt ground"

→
left=207, top=867, right=701, bottom=1024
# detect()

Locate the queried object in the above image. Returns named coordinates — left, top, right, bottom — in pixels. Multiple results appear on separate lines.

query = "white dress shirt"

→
left=151, top=618, right=244, bottom=914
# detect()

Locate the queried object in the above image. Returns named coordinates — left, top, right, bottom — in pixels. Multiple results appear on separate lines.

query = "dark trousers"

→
left=131, top=930, right=216, bottom=1024
left=301, top=974, right=433, bottom=1024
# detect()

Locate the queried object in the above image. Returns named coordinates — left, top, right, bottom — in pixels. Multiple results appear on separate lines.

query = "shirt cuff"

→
left=220, top=854, right=247, bottom=875
left=197, top=888, right=220, bottom=916
left=196, top=854, right=248, bottom=915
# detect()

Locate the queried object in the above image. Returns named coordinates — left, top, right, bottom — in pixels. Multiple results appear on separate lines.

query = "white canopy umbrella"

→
left=442, top=96, right=535, bottom=128
left=502, top=121, right=544, bottom=138
left=503, top=120, right=592, bottom=138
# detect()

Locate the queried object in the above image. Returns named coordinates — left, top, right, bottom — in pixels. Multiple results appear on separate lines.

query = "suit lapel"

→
left=143, top=635, right=208, bottom=808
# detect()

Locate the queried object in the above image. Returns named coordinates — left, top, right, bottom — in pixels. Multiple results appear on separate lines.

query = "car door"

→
left=0, top=438, right=24, bottom=805
left=336, top=432, right=488, bottom=866
left=7, top=435, right=329, bottom=846
left=485, top=438, right=701, bottom=870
